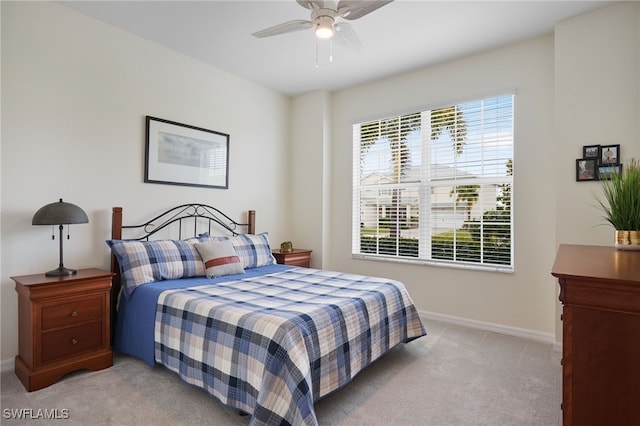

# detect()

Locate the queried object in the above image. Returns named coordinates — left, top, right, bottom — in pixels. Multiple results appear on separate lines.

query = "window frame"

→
left=352, top=93, right=515, bottom=273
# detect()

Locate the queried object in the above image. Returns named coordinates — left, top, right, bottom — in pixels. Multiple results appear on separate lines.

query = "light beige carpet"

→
left=1, top=319, right=561, bottom=425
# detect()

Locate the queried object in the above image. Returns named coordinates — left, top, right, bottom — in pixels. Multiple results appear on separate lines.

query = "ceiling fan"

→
left=252, top=0, right=394, bottom=51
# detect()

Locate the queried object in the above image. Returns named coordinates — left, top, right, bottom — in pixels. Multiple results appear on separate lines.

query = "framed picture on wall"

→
left=576, top=158, right=598, bottom=181
left=600, top=144, right=620, bottom=166
left=145, top=116, right=230, bottom=189
left=582, top=145, right=600, bottom=159
left=598, top=164, right=623, bottom=180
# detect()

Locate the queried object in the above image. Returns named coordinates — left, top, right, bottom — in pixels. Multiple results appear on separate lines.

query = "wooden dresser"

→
left=551, top=244, right=640, bottom=425
left=12, top=268, right=113, bottom=391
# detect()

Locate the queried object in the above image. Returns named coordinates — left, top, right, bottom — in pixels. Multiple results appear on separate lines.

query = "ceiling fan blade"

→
left=252, top=20, right=313, bottom=38
left=334, top=22, right=363, bottom=51
left=297, top=0, right=325, bottom=10
left=337, top=0, right=393, bottom=20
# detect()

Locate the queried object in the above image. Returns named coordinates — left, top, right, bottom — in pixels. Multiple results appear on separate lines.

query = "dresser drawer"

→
left=41, top=321, right=103, bottom=363
left=41, top=296, right=103, bottom=330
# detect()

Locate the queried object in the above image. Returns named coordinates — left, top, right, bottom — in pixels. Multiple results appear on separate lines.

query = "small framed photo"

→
left=576, top=158, right=598, bottom=181
left=600, top=144, right=620, bottom=166
left=598, top=164, right=623, bottom=180
left=582, top=145, right=600, bottom=159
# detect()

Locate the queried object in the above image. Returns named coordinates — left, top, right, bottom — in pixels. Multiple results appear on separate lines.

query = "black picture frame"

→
left=600, top=144, right=620, bottom=166
left=598, top=164, right=623, bottom=180
left=582, top=144, right=600, bottom=159
left=576, top=158, right=597, bottom=181
left=145, top=116, right=229, bottom=189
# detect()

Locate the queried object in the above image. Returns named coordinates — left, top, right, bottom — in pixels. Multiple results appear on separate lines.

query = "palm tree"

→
left=497, top=159, right=513, bottom=211
left=360, top=106, right=467, bottom=245
left=431, top=106, right=467, bottom=155
left=360, top=106, right=466, bottom=167
left=449, top=184, right=480, bottom=222
left=359, top=113, right=420, bottom=241
left=387, top=113, right=419, bottom=239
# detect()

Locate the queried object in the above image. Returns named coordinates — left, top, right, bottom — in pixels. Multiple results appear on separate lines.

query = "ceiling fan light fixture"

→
left=315, top=15, right=334, bottom=39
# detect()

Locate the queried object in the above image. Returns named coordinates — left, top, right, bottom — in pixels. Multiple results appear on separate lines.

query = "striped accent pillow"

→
left=200, top=232, right=276, bottom=269
left=194, top=239, right=245, bottom=278
left=106, top=239, right=205, bottom=297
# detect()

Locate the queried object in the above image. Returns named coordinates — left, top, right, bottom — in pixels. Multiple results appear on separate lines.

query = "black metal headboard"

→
left=108, top=204, right=255, bottom=343
left=114, top=203, right=255, bottom=241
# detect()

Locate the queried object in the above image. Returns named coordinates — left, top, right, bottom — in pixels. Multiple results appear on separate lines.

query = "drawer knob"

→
left=71, top=338, right=78, bottom=345
left=71, top=311, right=78, bottom=317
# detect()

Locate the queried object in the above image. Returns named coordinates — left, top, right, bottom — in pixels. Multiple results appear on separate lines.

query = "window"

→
left=352, top=94, right=514, bottom=272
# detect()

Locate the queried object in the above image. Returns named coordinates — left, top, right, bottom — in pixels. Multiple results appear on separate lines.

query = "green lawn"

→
left=431, top=229, right=474, bottom=242
left=360, top=227, right=390, bottom=236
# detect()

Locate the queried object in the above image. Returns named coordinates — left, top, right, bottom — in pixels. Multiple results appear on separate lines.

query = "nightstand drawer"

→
left=41, top=296, right=103, bottom=330
left=283, top=256, right=311, bottom=267
left=41, top=321, right=103, bottom=363
left=272, top=249, right=312, bottom=268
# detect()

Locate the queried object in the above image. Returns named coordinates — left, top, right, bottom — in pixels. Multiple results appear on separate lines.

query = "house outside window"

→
left=352, top=94, right=514, bottom=272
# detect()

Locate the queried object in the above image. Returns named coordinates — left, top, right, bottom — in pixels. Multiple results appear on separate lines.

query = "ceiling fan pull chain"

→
left=315, top=39, right=320, bottom=68
left=330, top=39, right=334, bottom=63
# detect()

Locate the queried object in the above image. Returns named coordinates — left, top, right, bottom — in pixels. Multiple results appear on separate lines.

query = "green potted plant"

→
left=595, top=158, right=640, bottom=250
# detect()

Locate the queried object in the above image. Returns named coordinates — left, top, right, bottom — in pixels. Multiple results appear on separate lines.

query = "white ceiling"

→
left=59, top=0, right=615, bottom=96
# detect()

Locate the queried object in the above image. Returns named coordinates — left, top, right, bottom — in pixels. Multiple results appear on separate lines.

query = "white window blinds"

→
left=352, top=94, right=514, bottom=271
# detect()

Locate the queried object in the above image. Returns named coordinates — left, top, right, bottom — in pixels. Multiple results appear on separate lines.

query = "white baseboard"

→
left=419, top=309, right=558, bottom=347
left=1, top=357, right=14, bottom=374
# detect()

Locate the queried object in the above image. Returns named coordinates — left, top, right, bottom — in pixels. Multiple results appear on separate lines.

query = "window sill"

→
left=351, top=253, right=514, bottom=273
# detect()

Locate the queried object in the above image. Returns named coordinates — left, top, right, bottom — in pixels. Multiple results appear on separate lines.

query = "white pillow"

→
left=195, top=239, right=245, bottom=278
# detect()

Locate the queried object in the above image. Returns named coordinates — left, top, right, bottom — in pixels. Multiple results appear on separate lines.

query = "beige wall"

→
left=327, top=36, right=558, bottom=339
left=555, top=2, right=640, bottom=246
left=318, top=2, right=640, bottom=341
left=291, top=2, right=639, bottom=343
left=289, top=91, right=331, bottom=268
left=2, top=1, right=639, bottom=367
left=1, top=1, right=291, bottom=363
left=553, top=2, right=640, bottom=339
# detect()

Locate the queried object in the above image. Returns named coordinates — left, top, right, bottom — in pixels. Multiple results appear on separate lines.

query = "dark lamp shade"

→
left=32, top=199, right=89, bottom=225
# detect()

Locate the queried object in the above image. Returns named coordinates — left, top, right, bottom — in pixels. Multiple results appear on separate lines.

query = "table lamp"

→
left=32, top=198, right=89, bottom=277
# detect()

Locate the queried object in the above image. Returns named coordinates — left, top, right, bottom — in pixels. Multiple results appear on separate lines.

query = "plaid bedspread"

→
left=155, top=267, right=426, bottom=426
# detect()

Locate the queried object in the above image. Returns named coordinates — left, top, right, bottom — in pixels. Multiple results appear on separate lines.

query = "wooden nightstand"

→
left=272, top=249, right=312, bottom=268
left=12, top=268, right=114, bottom=391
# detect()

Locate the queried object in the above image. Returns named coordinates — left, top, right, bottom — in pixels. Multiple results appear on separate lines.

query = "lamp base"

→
left=45, top=267, right=77, bottom=277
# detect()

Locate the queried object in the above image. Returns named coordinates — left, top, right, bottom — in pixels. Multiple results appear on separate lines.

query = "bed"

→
left=108, top=204, right=426, bottom=426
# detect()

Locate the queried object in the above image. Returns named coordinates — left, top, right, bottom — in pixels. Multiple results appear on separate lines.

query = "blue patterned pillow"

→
left=106, top=239, right=205, bottom=297
left=229, top=232, right=276, bottom=269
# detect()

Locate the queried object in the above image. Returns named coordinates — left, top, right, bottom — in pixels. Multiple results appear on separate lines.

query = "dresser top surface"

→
left=551, top=244, right=640, bottom=283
